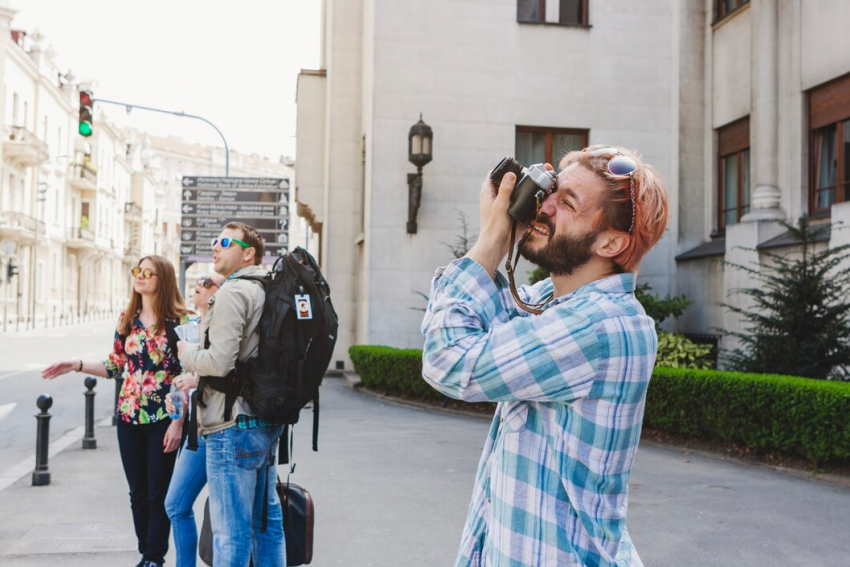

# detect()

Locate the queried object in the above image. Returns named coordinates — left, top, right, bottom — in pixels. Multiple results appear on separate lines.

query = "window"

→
left=515, top=126, right=588, bottom=168
left=809, top=73, right=850, bottom=214
left=518, top=0, right=588, bottom=26
left=715, top=0, right=749, bottom=22
left=717, top=117, right=751, bottom=231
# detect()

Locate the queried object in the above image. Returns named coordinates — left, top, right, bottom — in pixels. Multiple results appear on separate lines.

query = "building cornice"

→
left=6, top=37, right=40, bottom=82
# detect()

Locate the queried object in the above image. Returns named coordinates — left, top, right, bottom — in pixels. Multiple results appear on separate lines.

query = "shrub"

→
left=655, top=331, right=713, bottom=369
left=645, top=367, right=850, bottom=464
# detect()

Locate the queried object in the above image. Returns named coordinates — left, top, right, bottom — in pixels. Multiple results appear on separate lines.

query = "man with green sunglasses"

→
left=178, top=222, right=286, bottom=566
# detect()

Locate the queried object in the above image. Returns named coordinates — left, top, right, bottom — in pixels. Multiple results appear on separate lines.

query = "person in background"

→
left=43, top=255, right=191, bottom=567
left=177, top=222, right=285, bottom=567
left=164, top=271, right=225, bottom=567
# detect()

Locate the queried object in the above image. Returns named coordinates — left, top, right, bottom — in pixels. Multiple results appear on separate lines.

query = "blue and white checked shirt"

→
left=421, top=258, right=657, bottom=567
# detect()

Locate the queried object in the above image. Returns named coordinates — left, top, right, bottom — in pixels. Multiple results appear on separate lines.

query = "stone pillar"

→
left=743, top=0, right=784, bottom=220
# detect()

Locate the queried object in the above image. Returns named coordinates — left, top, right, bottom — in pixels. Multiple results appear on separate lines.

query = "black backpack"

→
left=237, top=247, right=338, bottom=449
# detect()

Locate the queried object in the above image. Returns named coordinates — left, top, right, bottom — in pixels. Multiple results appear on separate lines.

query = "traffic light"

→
left=79, top=90, right=93, bottom=137
left=6, top=261, right=18, bottom=282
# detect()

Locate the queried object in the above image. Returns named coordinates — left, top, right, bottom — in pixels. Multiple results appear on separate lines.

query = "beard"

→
left=520, top=221, right=597, bottom=276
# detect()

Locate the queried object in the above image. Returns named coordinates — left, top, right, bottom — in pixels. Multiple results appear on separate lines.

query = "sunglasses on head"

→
left=584, top=147, right=638, bottom=234
left=131, top=267, right=157, bottom=279
left=197, top=277, right=219, bottom=289
left=211, top=237, right=250, bottom=250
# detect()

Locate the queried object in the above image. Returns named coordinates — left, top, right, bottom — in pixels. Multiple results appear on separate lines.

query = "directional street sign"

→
left=180, top=176, right=290, bottom=261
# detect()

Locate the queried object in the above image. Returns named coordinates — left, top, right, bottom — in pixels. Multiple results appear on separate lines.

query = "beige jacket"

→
left=179, top=264, right=266, bottom=435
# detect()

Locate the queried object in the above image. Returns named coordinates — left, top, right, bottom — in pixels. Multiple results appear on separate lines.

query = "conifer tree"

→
left=723, top=219, right=850, bottom=379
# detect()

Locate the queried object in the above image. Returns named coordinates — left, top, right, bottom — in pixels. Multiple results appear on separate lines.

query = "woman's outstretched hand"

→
left=42, top=361, right=76, bottom=380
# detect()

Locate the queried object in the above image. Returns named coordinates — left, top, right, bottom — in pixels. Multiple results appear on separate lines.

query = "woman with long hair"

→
left=43, top=255, right=191, bottom=567
left=163, top=271, right=224, bottom=567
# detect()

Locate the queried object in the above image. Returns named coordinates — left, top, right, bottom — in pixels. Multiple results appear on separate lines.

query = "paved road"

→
left=2, top=372, right=849, bottom=565
left=0, top=320, right=117, bottom=480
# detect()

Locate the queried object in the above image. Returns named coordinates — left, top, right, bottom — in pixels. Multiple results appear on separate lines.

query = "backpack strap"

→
left=312, top=391, right=319, bottom=452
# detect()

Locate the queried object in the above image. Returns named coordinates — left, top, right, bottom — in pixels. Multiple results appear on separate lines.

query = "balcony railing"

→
left=67, top=226, right=95, bottom=241
left=0, top=211, right=45, bottom=234
left=69, top=163, right=98, bottom=192
left=3, top=126, right=50, bottom=166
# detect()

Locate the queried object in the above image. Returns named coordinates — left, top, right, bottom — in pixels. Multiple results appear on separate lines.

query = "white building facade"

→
left=0, top=4, right=296, bottom=331
left=296, top=0, right=850, bottom=367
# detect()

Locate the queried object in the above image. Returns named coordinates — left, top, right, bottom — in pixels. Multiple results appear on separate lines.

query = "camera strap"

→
left=504, top=218, right=552, bottom=315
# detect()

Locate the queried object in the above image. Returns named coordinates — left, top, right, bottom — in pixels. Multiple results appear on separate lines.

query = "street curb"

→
left=341, top=372, right=850, bottom=489
left=343, top=371, right=492, bottom=422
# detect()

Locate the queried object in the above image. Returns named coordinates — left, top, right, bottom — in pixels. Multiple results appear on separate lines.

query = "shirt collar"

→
left=544, top=272, right=636, bottom=310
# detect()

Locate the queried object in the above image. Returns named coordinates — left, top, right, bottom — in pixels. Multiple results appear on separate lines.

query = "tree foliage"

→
left=722, top=219, right=850, bottom=380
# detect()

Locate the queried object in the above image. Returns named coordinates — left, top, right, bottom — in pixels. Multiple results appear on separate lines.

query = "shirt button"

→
left=500, top=418, right=504, bottom=423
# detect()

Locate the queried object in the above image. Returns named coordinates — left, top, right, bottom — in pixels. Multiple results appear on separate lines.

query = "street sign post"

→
left=179, top=176, right=290, bottom=262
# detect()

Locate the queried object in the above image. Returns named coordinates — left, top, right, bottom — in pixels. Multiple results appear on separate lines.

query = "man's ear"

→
left=594, top=230, right=630, bottom=260
left=243, top=247, right=256, bottom=264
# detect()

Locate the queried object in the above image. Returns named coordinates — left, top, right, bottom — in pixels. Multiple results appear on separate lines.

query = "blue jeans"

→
left=206, top=424, right=286, bottom=567
left=165, top=436, right=207, bottom=567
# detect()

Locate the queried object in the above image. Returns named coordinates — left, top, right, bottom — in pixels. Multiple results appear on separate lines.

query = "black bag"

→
left=239, top=248, right=338, bottom=445
left=279, top=479, right=314, bottom=566
left=197, top=480, right=315, bottom=566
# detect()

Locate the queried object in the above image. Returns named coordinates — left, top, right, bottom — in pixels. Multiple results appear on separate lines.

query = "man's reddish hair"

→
left=558, top=145, right=669, bottom=273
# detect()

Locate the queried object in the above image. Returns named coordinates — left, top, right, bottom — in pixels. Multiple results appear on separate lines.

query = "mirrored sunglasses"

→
left=131, top=267, right=157, bottom=279
left=211, top=237, right=251, bottom=250
left=197, top=277, right=219, bottom=289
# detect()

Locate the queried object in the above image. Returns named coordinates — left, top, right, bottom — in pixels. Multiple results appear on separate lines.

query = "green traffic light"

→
left=79, top=122, right=92, bottom=137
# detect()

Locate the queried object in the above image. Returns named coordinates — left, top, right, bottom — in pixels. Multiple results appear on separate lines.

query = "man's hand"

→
left=173, top=373, right=199, bottom=393
left=176, top=340, right=198, bottom=359
left=466, top=172, right=518, bottom=277
left=466, top=164, right=555, bottom=277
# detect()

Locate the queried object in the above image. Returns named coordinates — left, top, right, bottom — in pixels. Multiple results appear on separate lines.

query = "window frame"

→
left=514, top=126, right=588, bottom=166
left=517, top=0, right=590, bottom=27
left=716, top=117, right=751, bottom=233
left=808, top=73, right=850, bottom=216
left=714, top=0, right=749, bottom=24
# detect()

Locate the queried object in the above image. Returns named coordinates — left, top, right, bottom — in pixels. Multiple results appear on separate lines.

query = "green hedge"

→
left=348, top=345, right=441, bottom=401
left=349, top=345, right=850, bottom=464
left=646, top=367, right=850, bottom=464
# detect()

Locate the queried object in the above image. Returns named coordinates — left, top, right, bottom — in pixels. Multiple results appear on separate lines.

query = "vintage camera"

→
left=490, top=156, right=557, bottom=225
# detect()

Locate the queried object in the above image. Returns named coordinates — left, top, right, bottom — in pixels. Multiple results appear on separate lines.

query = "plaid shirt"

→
left=421, top=258, right=656, bottom=567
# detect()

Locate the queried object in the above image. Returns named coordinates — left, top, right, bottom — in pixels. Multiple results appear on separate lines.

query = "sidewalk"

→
left=0, top=424, right=194, bottom=566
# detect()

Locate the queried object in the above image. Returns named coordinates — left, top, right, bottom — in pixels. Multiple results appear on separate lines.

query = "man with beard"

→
left=421, top=146, right=669, bottom=567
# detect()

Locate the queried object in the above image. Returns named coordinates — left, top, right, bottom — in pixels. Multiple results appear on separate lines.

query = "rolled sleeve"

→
left=104, top=330, right=126, bottom=379
left=422, top=258, right=600, bottom=403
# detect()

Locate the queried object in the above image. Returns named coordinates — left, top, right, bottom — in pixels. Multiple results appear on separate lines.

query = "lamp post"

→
left=407, top=114, right=433, bottom=234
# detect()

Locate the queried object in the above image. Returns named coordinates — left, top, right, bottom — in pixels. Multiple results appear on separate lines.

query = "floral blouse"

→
left=104, top=312, right=192, bottom=424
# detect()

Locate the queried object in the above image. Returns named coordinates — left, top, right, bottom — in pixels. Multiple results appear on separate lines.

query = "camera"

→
left=490, top=157, right=557, bottom=225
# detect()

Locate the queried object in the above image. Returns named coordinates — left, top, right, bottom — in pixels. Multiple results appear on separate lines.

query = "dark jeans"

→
left=117, top=418, right=177, bottom=565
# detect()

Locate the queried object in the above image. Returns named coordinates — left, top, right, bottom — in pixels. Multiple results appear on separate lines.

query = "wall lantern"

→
left=407, top=113, right=433, bottom=234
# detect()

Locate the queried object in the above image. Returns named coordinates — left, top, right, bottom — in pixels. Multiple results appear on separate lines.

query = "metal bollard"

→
left=32, top=395, right=53, bottom=486
left=112, top=377, right=124, bottom=426
left=83, top=377, right=97, bottom=449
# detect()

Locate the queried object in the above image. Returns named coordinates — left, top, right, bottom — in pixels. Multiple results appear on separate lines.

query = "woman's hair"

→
left=558, top=145, right=669, bottom=273
left=119, top=255, right=189, bottom=336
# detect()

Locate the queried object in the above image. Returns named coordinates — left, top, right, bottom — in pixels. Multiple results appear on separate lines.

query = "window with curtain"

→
left=515, top=127, right=588, bottom=169
left=517, top=0, right=588, bottom=25
left=809, top=73, right=850, bottom=214
left=717, top=117, right=751, bottom=231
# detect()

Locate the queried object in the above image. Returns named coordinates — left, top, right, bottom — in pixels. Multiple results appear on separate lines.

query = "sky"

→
left=9, top=0, right=323, bottom=162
